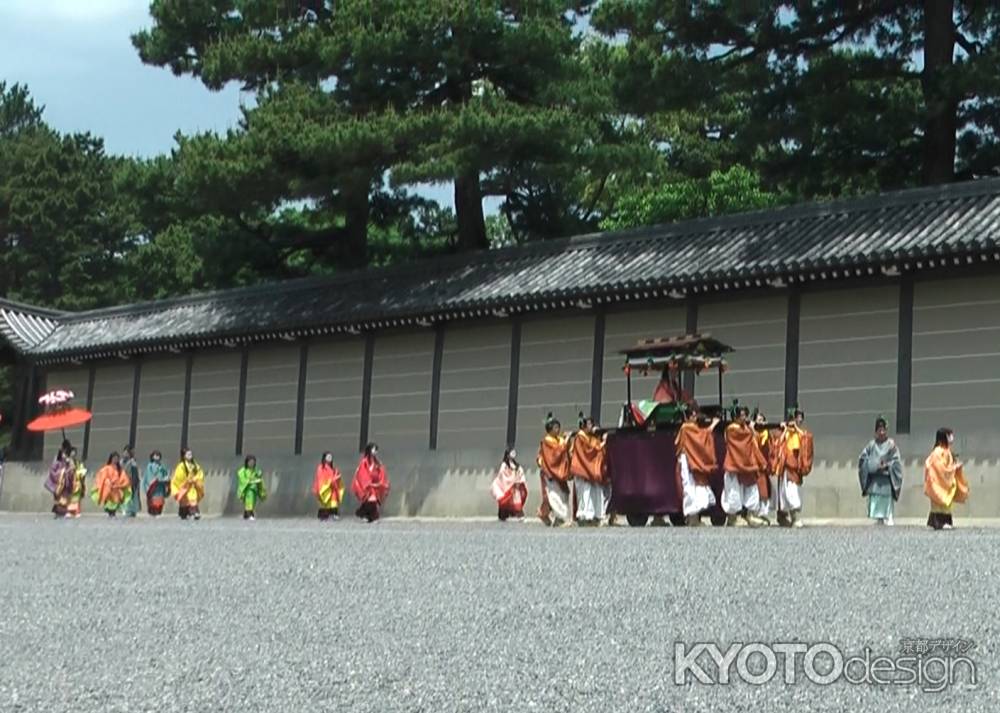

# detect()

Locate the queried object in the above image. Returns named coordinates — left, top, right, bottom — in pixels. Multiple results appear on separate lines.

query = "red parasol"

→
left=26, top=389, right=93, bottom=433
left=27, top=408, right=93, bottom=432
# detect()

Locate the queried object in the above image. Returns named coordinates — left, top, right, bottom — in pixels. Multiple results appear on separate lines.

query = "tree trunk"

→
left=921, top=0, right=958, bottom=185
left=340, top=176, right=370, bottom=268
left=455, top=168, right=489, bottom=252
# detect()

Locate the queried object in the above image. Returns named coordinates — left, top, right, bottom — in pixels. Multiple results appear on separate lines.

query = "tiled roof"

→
left=0, top=300, right=62, bottom=352
left=5, top=178, right=1000, bottom=364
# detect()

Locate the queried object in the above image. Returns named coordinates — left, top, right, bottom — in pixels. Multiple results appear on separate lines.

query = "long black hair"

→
left=107, top=451, right=120, bottom=466
left=502, top=447, right=519, bottom=469
left=935, top=427, right=953, bottom=448
left=244, top=454, right=257, bottom=469
left=364, top=442, right=380, bottom=461
left=320, top=451, right=333, bottom=465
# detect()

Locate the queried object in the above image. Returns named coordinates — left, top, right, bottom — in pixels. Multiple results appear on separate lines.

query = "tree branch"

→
left=581, top=173, right=610, bottom=222
left=954, top=30, right=980, bottom=57
left=709, top=1, right=905, bottom=67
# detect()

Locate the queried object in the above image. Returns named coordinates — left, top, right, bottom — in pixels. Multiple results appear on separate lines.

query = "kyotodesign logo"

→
left=673, top=639, right=977, bottom=692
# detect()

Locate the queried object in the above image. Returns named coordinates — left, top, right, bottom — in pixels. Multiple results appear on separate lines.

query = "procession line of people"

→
left=43, top=441, right=390, bottom=522
left=672, top=403, right=815, bottom=528
left=486, top=405, right=973, bottom=530
left=40, top=418, right=973, bottom=528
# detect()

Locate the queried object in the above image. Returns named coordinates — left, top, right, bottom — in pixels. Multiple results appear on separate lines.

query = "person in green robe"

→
left=858, top=415, right=903, bottom=525
left=237, top=455, right=267, bottom=521
left=122, top=445, right=141, bottom=517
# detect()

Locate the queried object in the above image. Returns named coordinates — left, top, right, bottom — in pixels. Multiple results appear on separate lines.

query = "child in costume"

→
left=858, top=415, right=903, bottom=526
left=122, top=445, right=141, bottom=517
left=237, top=455, right=267, bottom=520
left=44, top=440, right=73, bottom=518
left=91, top=452, right=132, bottom=517
left=171, top=448, right=206, bottom=520
left=143, top=451, right=170, bottom=516
left=490, top=448, right=527, bottom=521
left=924, top=427, right=969, bottom=530
left=352, top=443, right=390, bottom=523
left=65, top=448, right=87, bottom=518
left=313, top=451, right=344, bottom=521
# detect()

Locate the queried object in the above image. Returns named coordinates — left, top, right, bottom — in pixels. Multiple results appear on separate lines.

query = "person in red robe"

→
left=652, top=365, right=691, bottom=403
left=352, top=443, right=390, bottom=523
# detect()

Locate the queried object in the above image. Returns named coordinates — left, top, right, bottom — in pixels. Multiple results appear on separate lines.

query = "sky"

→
left=0, top=0, right=245, bottom=156
left=0, top=0, right=459, bottom=206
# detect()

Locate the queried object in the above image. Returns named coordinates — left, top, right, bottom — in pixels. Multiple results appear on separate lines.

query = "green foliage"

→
left=133, top=1, right=607, bottom=255
left=601, top=165, right=787, bottom=231
left=592, top=1, right=1000, bottom=194
left=3, top=3, right=1000, bottom=312
left=0, top=126, right=132, bottom=310
left=0, top=81, right=43, bottom=137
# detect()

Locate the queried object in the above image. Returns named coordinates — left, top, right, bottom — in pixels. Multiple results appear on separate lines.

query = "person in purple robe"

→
left=43, top=439, right=74, bottom=518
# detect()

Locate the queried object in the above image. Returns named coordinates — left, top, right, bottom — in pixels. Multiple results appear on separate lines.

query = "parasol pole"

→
left=625, top=362, right=633, bottom=426
left=717, top=362, right=723, bottom=417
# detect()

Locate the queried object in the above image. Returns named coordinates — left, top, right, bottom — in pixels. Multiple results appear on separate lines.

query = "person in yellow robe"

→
left=171, top=448, right=206, bottom=521
left=65, top=447, right=88, bottom=518
left=924, top=427, right=969, bottom=530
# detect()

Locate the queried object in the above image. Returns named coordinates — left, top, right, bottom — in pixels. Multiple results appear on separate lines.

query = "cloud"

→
left=0, top=0, right=140, bottom=24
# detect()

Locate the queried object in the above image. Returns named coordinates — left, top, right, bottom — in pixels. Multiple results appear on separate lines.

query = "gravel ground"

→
left=0, top=514, right=997, bottom=712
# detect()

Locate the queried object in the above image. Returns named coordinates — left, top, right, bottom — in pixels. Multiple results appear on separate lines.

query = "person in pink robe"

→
left=490, top=448, right=527, bottom=521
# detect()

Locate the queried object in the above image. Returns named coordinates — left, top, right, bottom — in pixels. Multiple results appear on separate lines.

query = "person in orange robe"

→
left=774, top=406, right=814, bottom=528
left=675, top=403, right=720, bottom=526
left=352, top=443, right=390, bottom=523
left=313, top=451, right=344, bottom=521
left=537, top=414, right=572, bottom=527
left=752, top=410, right=778, bottom=524
left=91, top=452, right=132, bottom=517
left=721, top=405, right=769, bottom=527
left=571, top=416, right=608, bottom=526
left=924, top=427, right=969, bottom=530
left=490, top=448, right=528, bottom=521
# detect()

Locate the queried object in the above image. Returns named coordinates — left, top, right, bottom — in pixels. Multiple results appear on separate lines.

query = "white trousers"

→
left=679, top=453, right=716, bottom=517
left=721, top=473, right=760, bottom=515
left=575, top=479, right=606, bottom=521
left=757, top=484, right=772, bottom=518
left=546, top=480, right=571, bottom=522
left=773, top=471, right=802, bottom=512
